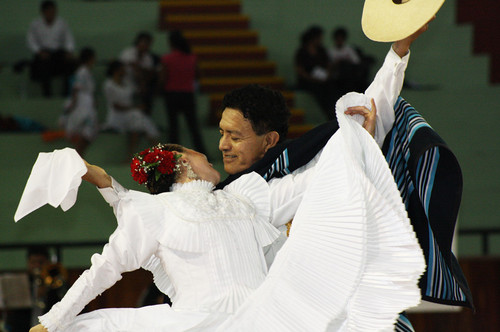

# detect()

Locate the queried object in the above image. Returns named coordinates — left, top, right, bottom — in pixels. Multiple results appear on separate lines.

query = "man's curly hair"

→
left=220, top=85, right=290, bottom=142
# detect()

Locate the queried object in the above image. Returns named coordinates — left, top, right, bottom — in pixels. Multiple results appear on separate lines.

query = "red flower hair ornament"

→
left=130, top=144, right=181, bottom=185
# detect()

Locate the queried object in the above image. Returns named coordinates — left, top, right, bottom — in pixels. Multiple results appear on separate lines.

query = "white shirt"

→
left=119, top=46, right=155, bottom=87
left=27, top=17, right=75, bottom=53
left=328, top=45, right=360, bottom=64
left=119, top=46, right=154, bottom=70
left=365, top=46, right=409, bottom=147
left=72, top=66, right=95, bottom=112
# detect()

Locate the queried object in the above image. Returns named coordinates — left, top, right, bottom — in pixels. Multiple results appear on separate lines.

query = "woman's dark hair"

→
left=146, top=143, right=185, bottom=195
left=169, top=30, right=191, bottom=54
left=41, top=0, right=56, bottom=12
left=333, top=27, right=348, bottom=40
left=106, top=60, right=124, bottom=77
left=220, top=84, right=290, bottom=142
left=79, top=47, right=95, bottom=65
left=134, top=31, right=152, bottom=46
left=300, top=25, right=324, bottom=46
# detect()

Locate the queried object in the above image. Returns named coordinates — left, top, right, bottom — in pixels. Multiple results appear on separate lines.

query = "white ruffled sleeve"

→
left=38, top=197, right=158, bottom=332
left=365, top=46, right=409, bottom=147
left=97, top=177, right=128, bottom=215
left=268, top=165, right=317, bottom=228
left=224, top=173, right=280, bottom=248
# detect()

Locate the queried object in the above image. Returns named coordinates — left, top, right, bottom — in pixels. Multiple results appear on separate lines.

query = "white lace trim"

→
left=128, top=173, right=279, bottom=253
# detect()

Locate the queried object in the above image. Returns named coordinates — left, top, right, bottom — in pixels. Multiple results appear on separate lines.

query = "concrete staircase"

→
left=158, top=0, right=311, bottom=138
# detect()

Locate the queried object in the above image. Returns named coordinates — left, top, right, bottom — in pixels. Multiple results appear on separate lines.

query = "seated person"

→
left=103, top=60, right=160, bottom=159
left=294, top=25, right=336, bottom=121
left=27, top=0, right=76, bottom=97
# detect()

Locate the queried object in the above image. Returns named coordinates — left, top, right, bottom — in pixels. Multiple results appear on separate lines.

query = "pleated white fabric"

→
left=217, top=95, right=426, bottom=332
left=14, top=148, right=86, bottom=222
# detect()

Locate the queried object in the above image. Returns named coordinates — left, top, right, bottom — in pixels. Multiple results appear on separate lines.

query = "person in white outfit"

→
left=103, top=60, right=160, bottom=159
left=61, top=47, right=97, bottom=156
left=27, top=0, right=76, bottom=97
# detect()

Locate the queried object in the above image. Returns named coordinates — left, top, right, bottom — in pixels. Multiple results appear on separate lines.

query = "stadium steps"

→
left=164, top=14, right=249, bottom=30
left=158, top=0, right=313, bottom=135
left=159, top=1, right=241, bottom=29
left=199, top=76, right=285, bottom=93
left=184, top=30, right=259, bottom=46
left=192, top=45, right=267, bottom=61
left=198, top=60, right=276, bottom=77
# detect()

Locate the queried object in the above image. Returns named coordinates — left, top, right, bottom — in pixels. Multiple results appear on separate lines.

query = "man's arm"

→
left=359, top=20, right=432, bottom=146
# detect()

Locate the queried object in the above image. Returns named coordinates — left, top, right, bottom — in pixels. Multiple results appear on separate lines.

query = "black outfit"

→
left=163, top=91, right=207, bottom=155
left=30, top=49, right=76, bottom=97
left=294, top=46, right=337, bottom=121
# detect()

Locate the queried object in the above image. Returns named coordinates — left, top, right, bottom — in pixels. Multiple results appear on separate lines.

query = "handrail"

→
left=0, top=241, right=107, bottom=263
left=1, top=228, right=499, bottom=261
left=459, top=228, right=500, bottom=256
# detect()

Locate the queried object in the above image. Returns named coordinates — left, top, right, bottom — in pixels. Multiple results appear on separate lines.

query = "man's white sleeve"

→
left=365, top=47, right=410, bottom=147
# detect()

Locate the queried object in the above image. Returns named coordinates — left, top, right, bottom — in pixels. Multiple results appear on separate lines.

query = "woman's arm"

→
left=82, top=161, right=112, bottom=188
left=34, top=202, right=158, bottom=331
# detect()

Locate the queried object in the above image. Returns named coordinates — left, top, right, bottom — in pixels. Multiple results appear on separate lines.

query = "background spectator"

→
left=328, top=26, right=370, bottom=98
left=328, top=27, right=360, bottom=66
left=27, top=0, right=76, bottom=97
left=160, top=30, right=207, bottom=155
left=4, top=246, right=66, bottom=332
left=294, top=25, right=337, bottom=122
left=103, top=60, right=160, bottom=160
left=60, top=47, right=98, bottom=156
left=119, top=32, right=157, bottom=115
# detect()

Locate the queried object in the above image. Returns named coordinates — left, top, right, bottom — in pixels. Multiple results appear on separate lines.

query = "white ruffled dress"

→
left=38, top=169, right=311, bottom=331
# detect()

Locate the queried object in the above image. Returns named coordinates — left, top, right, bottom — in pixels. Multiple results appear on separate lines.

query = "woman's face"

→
left=182, top=149, right=220, bottom=185
left=115, top=65, right=125, bottom=81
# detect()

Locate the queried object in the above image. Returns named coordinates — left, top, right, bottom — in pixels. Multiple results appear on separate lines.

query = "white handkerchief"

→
left=336, top=92, right=372, bottom=127
left=14, top=148, right=86, bottom=222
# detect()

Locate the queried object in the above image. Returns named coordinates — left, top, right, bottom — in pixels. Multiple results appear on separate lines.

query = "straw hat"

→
left=362, top=0, right=445, bottom=42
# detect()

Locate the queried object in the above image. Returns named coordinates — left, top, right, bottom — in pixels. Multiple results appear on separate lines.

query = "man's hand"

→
left=345, top=98, right=377, bottom=138
left=30, top=324, right=48, bottom=332
left=392, top=15, right=436, bottom=58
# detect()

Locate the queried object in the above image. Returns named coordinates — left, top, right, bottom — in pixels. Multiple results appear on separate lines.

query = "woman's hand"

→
left=344, top=98, right=377, bottom=137
left=82, top=160, right=112, bottom=188
left=29, top=324, right=48, bottom=332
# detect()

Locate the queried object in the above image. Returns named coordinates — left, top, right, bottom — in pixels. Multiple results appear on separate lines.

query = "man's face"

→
left=27, top=254, right=48, bottom=275
left=219, top=108, right=271, bottom=175
left=137, top=39, right=151, bottom=53
left=42, top=7, right=56, bottom=24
